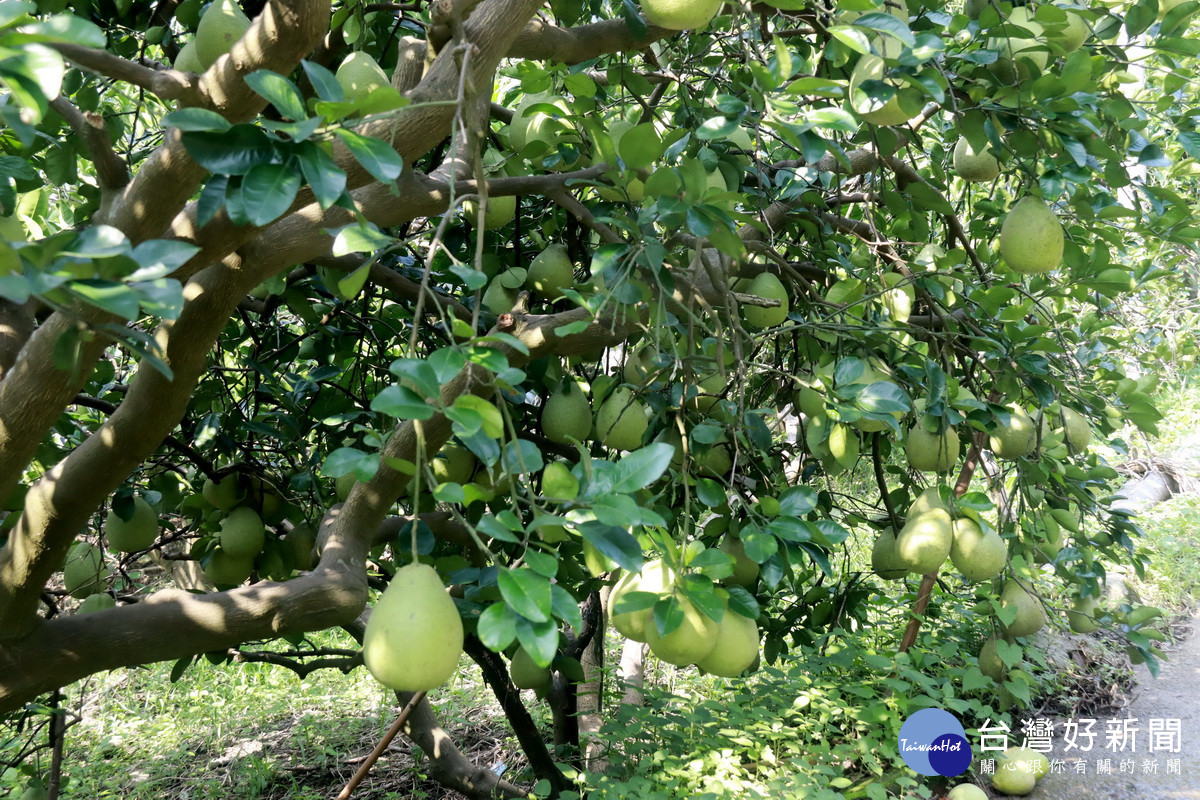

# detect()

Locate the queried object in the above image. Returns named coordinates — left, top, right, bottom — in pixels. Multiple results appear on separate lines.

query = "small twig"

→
left=72, top=394, right=217, bottom=478
left=51, top=43, right=200, bottom=105
left=335, top=691, right=426, bottom=800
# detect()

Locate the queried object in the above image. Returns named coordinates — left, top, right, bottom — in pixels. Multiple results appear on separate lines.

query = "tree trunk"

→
left=618, top=638, right=647, bottom=707
left=577, top=587, right=607, bottom=769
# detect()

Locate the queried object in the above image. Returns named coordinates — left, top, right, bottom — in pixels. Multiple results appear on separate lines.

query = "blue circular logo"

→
left=897, top=708, right=972, bottom=776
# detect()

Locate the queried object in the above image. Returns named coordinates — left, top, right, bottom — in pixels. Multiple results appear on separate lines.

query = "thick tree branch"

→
left=0, top=502, right=372, bottom=710
left=47, top=97, right=130, bottom=191
left=0, top=300, right=33, bottom=381
left=463, top=636, right=569, bottom=793
left=397, top=690, right=526, bottom=799
left=508, top=17, right=673, bottom=64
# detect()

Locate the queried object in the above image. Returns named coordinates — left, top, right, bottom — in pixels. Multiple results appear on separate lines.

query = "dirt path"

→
left=1027, top=616, right=1200, bottom=799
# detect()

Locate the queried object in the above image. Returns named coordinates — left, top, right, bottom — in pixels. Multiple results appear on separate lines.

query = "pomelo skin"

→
left=363, top=563, right=464, bottom=691
left=1000, top=196, right=1064, bottom=274
left=641, top=0, right=723, bottom=30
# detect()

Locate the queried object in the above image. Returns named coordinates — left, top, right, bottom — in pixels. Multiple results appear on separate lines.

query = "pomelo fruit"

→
left=463, top=194, right=517, bottom=230
left=542, top=381, right=592, bottom=444
left=526, top=244, right=574, bottom=298
left=719, top=535, right=759, bottom=587
left=978, top=636, right=1007, bottom=682
left=953, top=135, right=1000, bottom=182
left=990, top=403, right=1036, bottom=460
left=904, top=425, right=960, bottom=473
left=1000, top=196, right=1063, bottom=274
left=607, top=559, right=675, bottom=641
left=950, top=517, right=1007, bottom=582
left=999, top=579, right=1047, bottom=638
left=895, top=508, right=953, bottom=574
left=871, top=528, right=910, bottom=580
left=174, top=39, right=204, bottom=72
left=594, top=387, right=649, bottom=451
left=195, top=0, right=251, bottom=69
left=105, top=496, right=159, bottom=552
left=218, top=506, right=265, bottom=558
left=741, top=272, right=790, bottom=329
left=64, top=542, right=107, bottom=598
left=640, top=0, right=723, bottom=30
left=204, top=545, right=254, bottom=586
left=363, top=563, right=464, bottom=691
left=510, top=646, right=552, bottom=690
left=1068, top=596, right=1101, bottom=633
left=336, top=51, right=389, bottom=103
left=203, top=474, right=243, bottom=511
left=645, top=595, right=718, bottom=666
left=77, top=593, right=116, bottom=614
left=696, top=604, right=759, bottom=677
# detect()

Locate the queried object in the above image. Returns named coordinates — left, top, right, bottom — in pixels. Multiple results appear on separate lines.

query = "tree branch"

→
left=507, top=17, right=674, bottom=64
left=463, top=636, right=569, bottom=793
left=52, top=43, right=201, bottom=103
left=47, top=97, right=130, bottom=191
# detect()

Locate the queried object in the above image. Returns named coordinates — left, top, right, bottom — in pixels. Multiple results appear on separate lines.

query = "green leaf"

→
left=477, top=601, right=518, bottom=651
left=322, top=447, right=374, bottom=478
left=726, top=585, right=760, bottom=619
left=244, top=70, right=308, bottom=121
left=779, top=485, right=818, bottom=516
left=371, top=384, right=434, bottom=420
left=301, top=59, right=345, bottom=103
left=579, top=523, right=642, bottom=572
left=524, top=549, right=558, bottom=578
left=169, top=655, right=193, bottom=683
left=618, top=122, right=663, bottom=170
left=449, top=395, right=504, bottom=438
left=551, top=584, right=583, bottom=632
left=620, top=0, right=648, bottom=38
left=740, top=525, right=778, bottom=563
left=331, top=222, right=392, bottom=256
left=688, top=547, right=734, bottom=579
left=335, top=129, right=405, bottom=183
left=498, top=567, right=552, bottom=624
left=515, top=615, right=559, bottom=668
left=857, top=381, right=911, bottom=414
left=182, top=125, right=278, bottom=175
left=16, top=14, right=105, bottom=47
left=829, top=25, right=872, bottom=55
left=854, top=11, right=915, bottom=45
left=427, top=348, right=466, bottom=384
left=129, top=240, right=201, bottom=280
left=296, top=141, right=347, bottom=208
left=501, top=438, right=544, bottom=475
left=1126, top=0, right=1157, bottom=36
left=240, top=162, right=301, bottom=226
left=610, top=443, right=674, bottom=493
left=71, top=281, right=140, bottom=320
left=163, top=108, right=234, bottom=133
left=650, top=595, right=684, bottom=637
left=696, top=116, right=738, bottom=141
left=64, top=225, right=130, bottom=258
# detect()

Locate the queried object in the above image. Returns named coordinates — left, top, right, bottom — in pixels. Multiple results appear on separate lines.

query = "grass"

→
left=1127, top=495, right=1200, bottom=613
left=37, top=629, right=525, bottom=800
